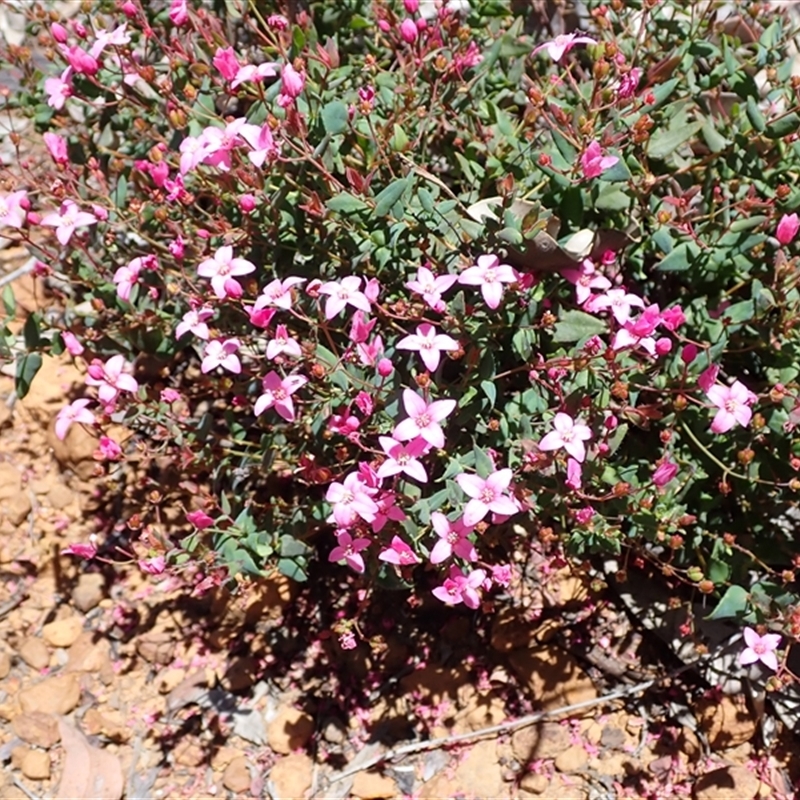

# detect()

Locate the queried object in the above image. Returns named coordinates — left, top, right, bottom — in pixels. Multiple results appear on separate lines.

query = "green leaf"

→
left=707, top=585, right=749, bottom=620
left=746, top=97, right=766, bottom=131
left=553, top=310, right=607, bottom=343
left=321, top=100, right=349, bottom=135
left=2, top=285, right=15, bottom=317
left=599, top=158, right=631, bottom=182
left=418, top=187, right=435, bottom=214
left=481, top=379, right=497, bottom=408
left=113, top=174, right=128, bottom=209
left=373, top=178, right=409, bottom=217
left=595, top=184, right=630, bottom=212
left=326, top=193, right=369, bottom=213
left=23, top=313, right=40, bottom=349
left=15, top=352, right=42, bottom=399
left=701, top=120, right=729, bottom=152
left=278, top=557, right=308, bottom=582
left=391, top=123, right=409, bottom=152
left=647, top=119, right=704, bottom=159
left=764, top=112, right=800, bottom=140
left=655, top=241, right=700, bottom=272
left=473, top=445, right=495, bottom=477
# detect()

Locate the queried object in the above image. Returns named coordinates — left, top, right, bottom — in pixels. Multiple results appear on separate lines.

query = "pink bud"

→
left=776, top=212, right=799, bottom=246
left=404, top=0, right=420, bottom=11
left=121, top=0, right=137, bottom=18
left=681, top=344, right=698, bottom=365
left=378, top=19, right=391, bottom=32
left=62, top=330, right=84, bottom=356
left=51, top=22, right=68, bottom=43
left=698, top=364, right=719, bottom=393
left=653, top=459, right=678, bottom=488
left=71, top=20, right=87, bottom=38
left=169, top=236, right=185, bottom=259
left=223, top=277, right=244, bottom=299
left=26, top=211, right=40, bottom=226
left=399, top=18, right=418, bottom=43
left=655, top=337, right=672, bottom=356
left=150, top=161, right=169, bottom=187
left=416, top=17, right=427, bottom=30
left=365, top=278, right=380, bottom=303
left=604, top=414, right=618, bottom=431
left=267, top=14, right=289, bottom=30
left=377, top=358, right=394, bottom=377
left=281, top=63, right=305, bottom=99
left=91, top=204, right=109, bottom=221
left=240, top=193, right=256, bottom=213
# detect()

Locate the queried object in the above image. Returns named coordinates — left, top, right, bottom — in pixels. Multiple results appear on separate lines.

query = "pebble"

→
left=693, top=765, right=760, bottom=800
left=42, top=616, right=84, bottom=648
left=269, top=753, right=313, bottom=800
left=12, top=712, right=60, bottom=748
left=21, top=749, right=50, bottom=780
left=18, top=672, right=81, bottom=715
left=267, top=706, right=315, bottom=754
left=71, top=573, right=105, bottom=612
left=222, top=756, right=251, bottom=793
left=18, top=637, right=49, bottom=670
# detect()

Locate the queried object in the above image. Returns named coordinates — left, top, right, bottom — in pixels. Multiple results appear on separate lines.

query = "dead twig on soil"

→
left=327, top=658, right=706, bottom=786
left=12, top=777, right=42, bottom=800
left=0, top=256, right=35, bottom=289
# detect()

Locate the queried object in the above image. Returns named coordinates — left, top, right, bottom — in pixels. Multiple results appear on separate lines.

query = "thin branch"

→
left=0, top=256, right=36, bottom=290
left=327, top=673, right=664, bottom=785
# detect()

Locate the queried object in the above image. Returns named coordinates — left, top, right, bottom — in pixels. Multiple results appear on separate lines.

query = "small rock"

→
left=269, top=753, right=313, bottom=800
left=71, top=573, right=105, bottom=612
left=0, top=650, right=11, bottom=679
left=520, top=772, right=549, bottom=795
left=554, top=745, right=588, bottom=773
left=136, top=630, right=175, bottom=665
left=82, top=708, right=128, bottom=742
left=322, top=718, right=346, bottom=744
left=49, top=419, right=99, bottom=480
left=267, top=706, right=314, bottom=754
left=47, top=482, right=74, bottom=509
left=454, top=740, right=506, bottom=799
left=0, top=463, right=21, bottom=500
left=697, top=694, right=757, bottom=751
left=156, top=667, right=187, bottom=694
left=42, top=616, right=84, bottom=648
left=512, top=722, right=571, bottom=761
left=5, top=492, right=32, bottom=526
left=66, top=632, right=112, bottom=675
left=221, top=655, right=259, bottom=691
left=509, top=646, right=597, bottom=712
left=693, top=765, right=760, bottom=800
left=173, top=739, right=205, bottom=767
left=11, top=745, right=30, bottom=769
left=12, top=712, right=60, bottom=748
left=18, top=672, right=81, bottom=715
left=351, top=770, right=399, bottom=799
left=21, top=749, right=50, bottom=780
left=18, top=637, right=50, bottom=670
left=222, top=756, right=251, bottom=794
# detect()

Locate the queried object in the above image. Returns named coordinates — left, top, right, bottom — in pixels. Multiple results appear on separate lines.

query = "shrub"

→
left=1, top=0, right=799, bottom=662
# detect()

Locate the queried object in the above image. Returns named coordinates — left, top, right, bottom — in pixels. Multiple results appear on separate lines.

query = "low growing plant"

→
left=2, top=0, right=800, bottom=673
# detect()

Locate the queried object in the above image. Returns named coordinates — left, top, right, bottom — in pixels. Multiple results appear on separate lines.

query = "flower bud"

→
left=240, top=193, right=256, bottom=213
left=51, top=22, right=68, bottom=43
left=399, top=18, right=418, bottom=43
left=377, top=358, right=393, bottom=377
left=404, top=0, right=419, bottom=11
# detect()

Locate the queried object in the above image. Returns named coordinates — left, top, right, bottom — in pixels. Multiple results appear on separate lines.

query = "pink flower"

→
left=660, top=305, right=686, bottom=332
left=357, top=335, right=385, bottom=367
left=186, top=510, right=215, bottom=529
left=706, top=380, right=757, bottom=433
left=113, top=255, right=156, bottom=302
left=179, top=135, right=211, bottom=175
left=43, top=132, right=69, bottom=164
left=329, top=410, right=360, bottom=438
left=62, top=330, right=84, bottom=356
left=199, top=118, right=250, bottom=171
left=581, top=141, right=619, bottom=179
left=197, top=245, right=256, bottom=300
left=175, top=305, right=214, bottom=340
left=611, top=304, right=662, bottom=354
left=240, top=123, right=281, bottom=167
left=329, top=530, right=371, bottom=573
left=349, top=311, right=376, bottom=344
left=0, top=190, right=28, bottom=229
left=653, top=459, right=678, bottom=488
left=45, top=68, right=73, bottom=109
left=392, top=388, right=456, bottom=448
left=318, top=276, right=371, bottom=319
left=61, top=538, right=97, bottom=559
left=160, top=388, right=181, bottom=404
left=458, top=254, right=517, bottom=310
left=55, top=398, right=95, bottom=440
left=377, top=436, right=430, bottom=482
left=255, top=276, right=306, bottom=311
left=85, top=355, right=138, bottom=405
left=399, top=18, right=418, bottom=43
left=532, top=32, right=597, bottom=62
left=562, top=260, right=611, bottom=305
left=266, top=325, right=302, bottom=360
left=41, top=200, right=97, bottom=246
left=539, top=412, right=592, bottom=463
left=212, top=47, right=240, bottom=81
left=590, top=287, right=645, bottom=325
left=326, top=472, right=379, bottom=528
left=491, top=564, right=512, bottom=587
left=405, top=266, right=458, bottom=311
left=776, top=213, right=799, bottom=246
left=565, top=457, right=582, bottom=490
left=254, top=371, right=307, bottom=420
left=397, top=323, right=459, bottom=372
left=698, top=364, right=720, bottom=393
left=432, top=565, right=486, bottom=609
left=429, top=512, right=476, bottom=564
left=231, top=61, right=280, bottom=89
left=138, top=555, right=166, bottom=575
left=60, top=44, right=98, bottom=76
left=201, top=338, right=242, bottom=374
left=379, top=535, right=420, bottom=565
left=739, top=627, right=781, bottom=671
left=169, top=0, right=189, bottom=25
left=681, top=344, right=698, bottom=365
left=355, top=391, right=374, bottom=417
left=616, top=68, right=641, bottom=100
left=278, top=63, right=305, bottom=106
left=456, top=468, right=518, bottom=527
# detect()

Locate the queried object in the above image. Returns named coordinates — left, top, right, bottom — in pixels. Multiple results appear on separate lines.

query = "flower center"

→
left=484, top=268, right=496, bottom=283
left=724, top=399, right=738, bottom=412
left=753, top=642, right=766, bottom=655
left=447, top=532, right=459, bottom=544
left=416, top=412, right=431, bottom=428
left=480, top=487, right=495, bottom=504
left=274, top=388, right=286, bottom=401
